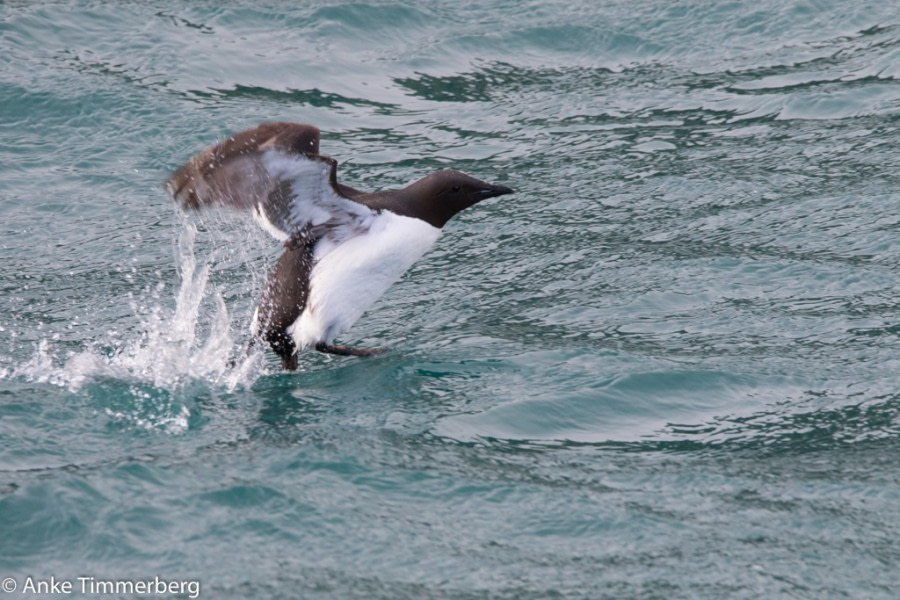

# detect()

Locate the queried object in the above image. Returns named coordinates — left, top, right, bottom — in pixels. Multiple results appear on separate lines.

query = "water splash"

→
left=8, top=220, right=266, bottom=432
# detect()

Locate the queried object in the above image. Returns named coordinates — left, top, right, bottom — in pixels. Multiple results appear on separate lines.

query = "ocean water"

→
left=1, top=0, right=899, bottom=597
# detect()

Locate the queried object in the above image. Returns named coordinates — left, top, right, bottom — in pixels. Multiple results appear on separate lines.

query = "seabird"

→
left=166, top=122, right=513, bottom=370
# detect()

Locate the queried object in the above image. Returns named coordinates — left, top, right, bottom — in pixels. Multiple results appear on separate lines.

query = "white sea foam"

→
left=9, top=219, right=267, bottom=409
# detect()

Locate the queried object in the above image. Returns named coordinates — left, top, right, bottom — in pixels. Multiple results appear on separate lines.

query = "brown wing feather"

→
left=166, top=122, right=377, bottom=245
left=166, top=122, right=321, bottom=210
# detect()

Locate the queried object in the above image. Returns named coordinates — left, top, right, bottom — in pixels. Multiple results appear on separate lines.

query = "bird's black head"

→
left=405, top=169, right=514, bottom=228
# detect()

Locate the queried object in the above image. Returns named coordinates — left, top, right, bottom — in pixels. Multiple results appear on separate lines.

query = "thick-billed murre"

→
left=166, top=122, right=513, bottom=370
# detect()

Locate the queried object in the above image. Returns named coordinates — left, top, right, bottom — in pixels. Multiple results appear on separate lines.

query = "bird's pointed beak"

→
left=479, top=184, right=514, bottom=199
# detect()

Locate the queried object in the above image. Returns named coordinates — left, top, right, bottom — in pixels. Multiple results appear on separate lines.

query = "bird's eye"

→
left=451, top=185, right=461, bottom=192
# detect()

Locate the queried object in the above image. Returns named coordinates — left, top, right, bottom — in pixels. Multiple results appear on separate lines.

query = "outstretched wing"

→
left=165, top=122, right=374, bottom=243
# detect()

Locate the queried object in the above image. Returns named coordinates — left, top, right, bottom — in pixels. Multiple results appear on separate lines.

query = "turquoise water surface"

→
left=2, top=1, right=900, bottom=598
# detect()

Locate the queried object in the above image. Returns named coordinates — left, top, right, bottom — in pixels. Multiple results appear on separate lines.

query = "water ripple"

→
left=2, top=1, right=900, bottom=597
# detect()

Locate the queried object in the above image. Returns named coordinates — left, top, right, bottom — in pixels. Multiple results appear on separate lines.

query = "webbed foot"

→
left=314, top=342, right=388, bottom=357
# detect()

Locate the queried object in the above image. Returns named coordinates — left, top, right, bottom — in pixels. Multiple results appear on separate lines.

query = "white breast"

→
left=288, top=211, right=441, bottom=349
